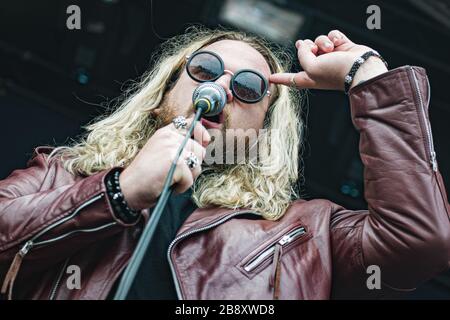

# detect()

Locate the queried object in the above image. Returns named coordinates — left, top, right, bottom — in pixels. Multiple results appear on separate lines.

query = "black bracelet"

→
left=344, top=51, right=388, bottom=94
left=105, top=169, right=140, bottom=224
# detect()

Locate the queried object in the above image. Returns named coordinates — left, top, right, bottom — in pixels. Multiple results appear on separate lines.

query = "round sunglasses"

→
left=185, top=50, right=270, bottom=104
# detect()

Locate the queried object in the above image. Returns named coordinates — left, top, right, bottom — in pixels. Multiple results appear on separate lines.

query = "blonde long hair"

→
left=49, top=26, right=304, bottom=220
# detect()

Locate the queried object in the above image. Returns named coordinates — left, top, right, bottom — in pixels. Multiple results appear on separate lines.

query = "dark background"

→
left=0, top=0, right=449, bottom=298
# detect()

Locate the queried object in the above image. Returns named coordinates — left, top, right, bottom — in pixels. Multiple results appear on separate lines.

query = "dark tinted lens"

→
left=232, top=71, right=266, bottom=102
left=187, top=52, right=222, bottom=81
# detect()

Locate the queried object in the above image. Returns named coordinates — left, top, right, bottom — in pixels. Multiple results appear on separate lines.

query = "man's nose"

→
left=214, top=70, right=234, bottom=103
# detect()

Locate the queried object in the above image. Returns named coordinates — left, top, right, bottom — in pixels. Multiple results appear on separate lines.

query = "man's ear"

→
left=149, top=107, right=162, bottom=118
left=150, top=92, right=170, bottom=118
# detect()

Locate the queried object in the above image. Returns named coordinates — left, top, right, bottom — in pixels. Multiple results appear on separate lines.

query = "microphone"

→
left=192, top=82, right=227, bottom=116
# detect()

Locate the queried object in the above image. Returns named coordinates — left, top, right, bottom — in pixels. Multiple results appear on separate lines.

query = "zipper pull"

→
left=431, top=151, right=438, bottom=172
left=269, top=243, right=283, bottom=300
left=19, top=240, right=33, bottom=256
left=278, top=234, right=291, bottom=246
left=1, top=240, right=33, bottom=300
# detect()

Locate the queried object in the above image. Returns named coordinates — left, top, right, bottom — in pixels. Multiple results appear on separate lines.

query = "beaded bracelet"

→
left=105, top=169, right=140, bottom=224
left=344, top=51, right=388, bottom=94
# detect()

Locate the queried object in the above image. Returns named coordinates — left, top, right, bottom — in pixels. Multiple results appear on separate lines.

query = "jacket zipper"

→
left=33, top=220, right=117, bottom=248
left=15, top=193, right=108, bottom=255
left=410, top=67, right=437, bottom=172
left=167, top=210, right=260, bottom=300
left=410, top=67, right=450, bottom=218
left=1, top=193, right=117, bottom=299
left=49, top=258, right=70, bottom=300
left=244, top=226, right=306, bottom=272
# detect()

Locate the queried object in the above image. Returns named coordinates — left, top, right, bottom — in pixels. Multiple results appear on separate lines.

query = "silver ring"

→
left=172, top=116, right=188, bottom=130
left=185, top=152, right=199, bottom=170
left=290, top=75, right=297, bottom=87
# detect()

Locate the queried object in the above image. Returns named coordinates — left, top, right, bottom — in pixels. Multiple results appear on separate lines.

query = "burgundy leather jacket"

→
left=1, top=66, right=449, bottom=300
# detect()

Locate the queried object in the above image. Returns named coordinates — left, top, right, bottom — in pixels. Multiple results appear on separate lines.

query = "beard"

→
left=146, top=96, right=289, bottom=220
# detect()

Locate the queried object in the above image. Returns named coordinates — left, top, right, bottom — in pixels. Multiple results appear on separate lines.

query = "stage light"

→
left=219, top=0, right=305, bottom=44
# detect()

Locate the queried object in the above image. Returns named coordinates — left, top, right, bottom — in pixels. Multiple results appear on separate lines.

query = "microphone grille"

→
left=192, top=82, right=227, bottom=110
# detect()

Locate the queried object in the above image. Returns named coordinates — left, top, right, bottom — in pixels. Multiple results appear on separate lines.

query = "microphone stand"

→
left=113, top=107, right=204, bottom=300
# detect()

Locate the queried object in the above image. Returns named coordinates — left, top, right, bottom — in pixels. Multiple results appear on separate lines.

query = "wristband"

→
left=344, top=51, right=388, bottom=94
left=105, top=169, right=140, bottom=224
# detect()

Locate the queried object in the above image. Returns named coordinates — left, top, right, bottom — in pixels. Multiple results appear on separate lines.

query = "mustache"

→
left=151, top=100, right=232, bottom=131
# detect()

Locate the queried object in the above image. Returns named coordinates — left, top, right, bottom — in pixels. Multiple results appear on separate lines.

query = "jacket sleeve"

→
left=0, top=149, right=142, bottom=297
left=330, top=66, right=450, bottom=299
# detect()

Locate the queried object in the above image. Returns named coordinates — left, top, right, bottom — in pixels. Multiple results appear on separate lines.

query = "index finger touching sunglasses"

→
left=186, top=51, right=271, bottom=104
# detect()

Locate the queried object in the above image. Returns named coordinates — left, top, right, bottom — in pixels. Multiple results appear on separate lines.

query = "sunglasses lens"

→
left=233, top=71, right=266, bottom=102
left=187, top=52, right=222, bottom=81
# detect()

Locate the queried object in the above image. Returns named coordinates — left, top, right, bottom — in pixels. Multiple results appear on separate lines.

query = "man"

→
left=0, top=27, right=449, bottom=300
